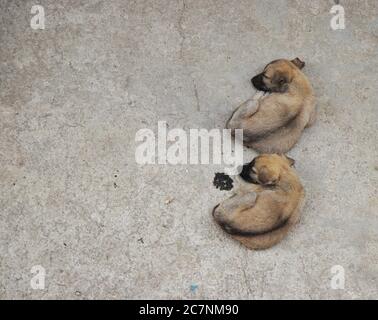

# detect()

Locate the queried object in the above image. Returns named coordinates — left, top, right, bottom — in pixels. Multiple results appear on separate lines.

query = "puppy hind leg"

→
left=227, top=99, right=258, bottom=129
left=218, top=192, right=258, bottom=213
left=243, top=91, right=268, bottom=117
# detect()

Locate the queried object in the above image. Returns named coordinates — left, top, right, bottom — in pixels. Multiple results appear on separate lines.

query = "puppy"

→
left=212, top=154, right=304, bottom=250
left=226, top=58, right=316, bottom=153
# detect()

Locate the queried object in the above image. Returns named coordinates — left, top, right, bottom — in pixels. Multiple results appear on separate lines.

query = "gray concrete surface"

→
left=1, top=0, right=377, bottom=299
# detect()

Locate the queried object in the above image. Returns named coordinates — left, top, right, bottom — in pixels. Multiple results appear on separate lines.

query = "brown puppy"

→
left=226, top=58, right=316, bottom=153
left=212, top=154, right=304, bottom=250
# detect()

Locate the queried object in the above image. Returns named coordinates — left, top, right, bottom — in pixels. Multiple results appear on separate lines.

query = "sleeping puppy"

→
left=226, top=58, right=316, bottom=153
left=212, top=154, right=304, bottom=250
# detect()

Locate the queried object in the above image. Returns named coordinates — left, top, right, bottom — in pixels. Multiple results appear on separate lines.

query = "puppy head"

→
left=213, top=154, right=297, bottom=239
left=240, top=154, right=295, bottom=186
left=251, top=58, right=305, bottom=93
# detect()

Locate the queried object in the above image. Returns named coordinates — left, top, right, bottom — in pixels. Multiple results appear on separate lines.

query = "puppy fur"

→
left=212, top=154, right=305, bottom=250
left=226, top=58, right=316, bottom=153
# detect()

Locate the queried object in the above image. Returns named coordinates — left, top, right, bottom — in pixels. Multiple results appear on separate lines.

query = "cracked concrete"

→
left=177, top=0, right=187, bottom=60
left=1, top=0, right=377, bottom=299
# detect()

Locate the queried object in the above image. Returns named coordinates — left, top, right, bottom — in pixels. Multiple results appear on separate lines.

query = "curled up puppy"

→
left=226, top=58, right=316, bottom=153
left=212, top=154, right=305, bottom=250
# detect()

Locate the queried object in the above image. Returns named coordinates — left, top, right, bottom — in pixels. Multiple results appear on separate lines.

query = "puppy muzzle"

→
left=239, top=161, right=259, bottom=184
left=251, top=74, right=269, bottom=92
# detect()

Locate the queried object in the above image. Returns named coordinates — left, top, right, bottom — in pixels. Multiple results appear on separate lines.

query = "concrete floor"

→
left=1, top=0, right=377, bottom=299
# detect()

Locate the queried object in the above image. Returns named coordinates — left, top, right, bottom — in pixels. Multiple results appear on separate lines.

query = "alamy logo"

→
left=135, top=121, right=244, bottom=175
left=330, top=265, right=345, bottom=290
left=30, top=5, right=45, bottom=30
left=30, top=265, right=46, bottom=290
left=330, top=4, right=345, bottom=30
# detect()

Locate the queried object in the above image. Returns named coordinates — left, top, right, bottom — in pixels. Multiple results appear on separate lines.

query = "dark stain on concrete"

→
left=213, top=172, right=233, bottom=191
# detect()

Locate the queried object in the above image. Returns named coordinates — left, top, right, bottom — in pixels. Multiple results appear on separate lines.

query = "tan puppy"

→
left=212, top=154, right=304, bottom=250
left=226, top=58, right=316, bottom=153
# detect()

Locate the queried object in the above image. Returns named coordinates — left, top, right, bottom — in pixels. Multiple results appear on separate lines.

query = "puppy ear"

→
left=272, top=75, right=289, bottom=93
left=291, top=57, right=305, bottom=69
left=258, top=166, right=278, bottom=185
left=286, top=156, right=295, bottom=167
left=281, top=154, right=295, bottom=167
